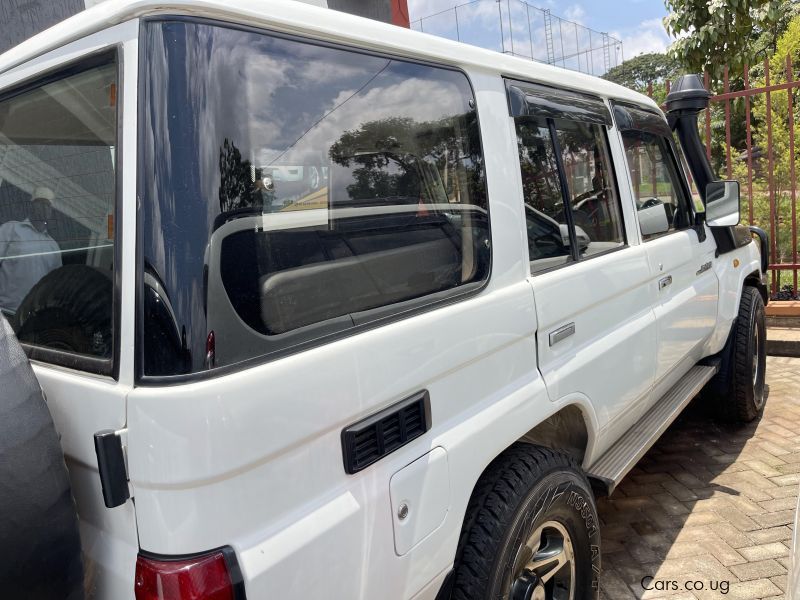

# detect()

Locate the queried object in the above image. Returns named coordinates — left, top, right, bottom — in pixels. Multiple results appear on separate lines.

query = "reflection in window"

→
left=140, top=21, right=489, bottom=375
left=515, top=117, right=572, bottom=273
left=622, top=132, right=690, bottom=240
left=515, top=116, right=624, bottom=274
left=554, top=120, right=624, bottom=254
left=0, top=57, right=117, bottom=360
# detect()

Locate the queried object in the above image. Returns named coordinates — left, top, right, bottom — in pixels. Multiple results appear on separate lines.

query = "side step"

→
left=587, top=364, right=717, bottom=494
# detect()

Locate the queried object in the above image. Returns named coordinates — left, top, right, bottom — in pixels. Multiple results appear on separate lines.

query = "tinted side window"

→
left=140, top=21, right=489, bottom=377
left=0, top=56, right=117, bottom=365
left=554, top=120, right=624, bottom=255
left=515, top=117, right=572, bottom=273
left=515, top=115, right=624, bottom=274
left=621, top=132, right=691, bottom=240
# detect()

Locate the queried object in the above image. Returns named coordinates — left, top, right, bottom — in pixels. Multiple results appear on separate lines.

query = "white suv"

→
left=0, top=2, right=768, bottom=599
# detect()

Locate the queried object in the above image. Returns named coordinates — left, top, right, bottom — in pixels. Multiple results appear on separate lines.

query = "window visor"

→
left=506, top=80, right=611, bottom=126
left=612, top=102, right=672, bottom=137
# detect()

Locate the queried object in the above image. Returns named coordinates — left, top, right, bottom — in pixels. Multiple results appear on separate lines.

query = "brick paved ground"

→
left=598, top=356, right=800, bottom=600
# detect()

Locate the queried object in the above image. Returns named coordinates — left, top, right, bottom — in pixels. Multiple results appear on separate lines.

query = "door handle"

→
left=658, top=275, right=673, bottom=290
left=549, top=322, right=575, bottom=346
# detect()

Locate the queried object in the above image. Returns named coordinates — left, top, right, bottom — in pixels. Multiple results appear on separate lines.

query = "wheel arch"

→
left=448, top=413, right=600, bottom=599
left=705, top=243, right=765, bottom=358
left=454, top=402, right=595, bottom=537
left=744, top=269, right=768, bottom=305
left=439, top=395, right=600, bottom=596
left=516, top=403, right=591, bottom=465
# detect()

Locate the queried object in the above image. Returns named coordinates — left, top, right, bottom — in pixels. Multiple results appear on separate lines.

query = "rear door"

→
left=127, top=19, right=539, bottom=600
left=0, top=21, right=140, bottom=599
left=614, top=104, right=718, bottom=398
left=507, top=82, right=658, bottom=444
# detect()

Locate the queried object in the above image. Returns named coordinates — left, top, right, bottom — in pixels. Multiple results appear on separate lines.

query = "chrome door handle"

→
left=658, top=275, right=673, bottom=290
left=549, top=322, right=575, bottom=346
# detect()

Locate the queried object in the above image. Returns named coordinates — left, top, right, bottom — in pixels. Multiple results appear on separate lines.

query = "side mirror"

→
left=638, top=200, right=670, bottom=236
left=705, top=180, right=740, bottom=227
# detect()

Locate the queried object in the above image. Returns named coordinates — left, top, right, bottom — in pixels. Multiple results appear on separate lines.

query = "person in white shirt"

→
left=0, top=187, right=62, bottom=315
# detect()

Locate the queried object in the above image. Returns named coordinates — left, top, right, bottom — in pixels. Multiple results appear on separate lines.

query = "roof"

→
left=0, top=0, right=659, bottom=112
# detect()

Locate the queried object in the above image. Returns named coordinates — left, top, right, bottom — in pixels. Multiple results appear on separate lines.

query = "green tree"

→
left=328, top=112, right=485, bottom=205
left=218, top=138, right=260, bottom=213
left=603, top=52, right=681, bottom=99
left=752, top=15, right=800, bottom=192
left=750, top=15, right=800, bottom=279
left=664, top=0, right=786, bottom=79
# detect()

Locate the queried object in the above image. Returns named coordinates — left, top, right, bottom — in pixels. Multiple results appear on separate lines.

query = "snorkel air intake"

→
left=665, top=74, right=714, bottom=203
left=666, top=74, right=767, bottom=258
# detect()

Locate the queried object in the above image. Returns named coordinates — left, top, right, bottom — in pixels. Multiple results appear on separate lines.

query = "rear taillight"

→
left=135, top=547, right=243, bottom=600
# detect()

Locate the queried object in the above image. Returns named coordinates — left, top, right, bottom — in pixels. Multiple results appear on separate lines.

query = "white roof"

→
left=0, top=0, right=659, bottom=112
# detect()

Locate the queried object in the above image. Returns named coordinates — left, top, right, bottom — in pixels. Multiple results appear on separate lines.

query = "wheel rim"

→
left=752, top=322, right=759, bottom=387
left=753, top=320, right=765, bottom=409
left=507, top=520, right=576, bottom=600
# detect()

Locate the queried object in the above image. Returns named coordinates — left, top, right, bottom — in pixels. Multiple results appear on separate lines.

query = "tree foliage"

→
left=328, top=113, right=485, bottom=205
left=602, top=52, right=681, bottom=94
left=747, top=15, right=800, bottom=277
left=218, top=138, right=267, bottom=214
left=752, top=14, right=800, bottom=195
left=664, top=0, right=786, bottom=79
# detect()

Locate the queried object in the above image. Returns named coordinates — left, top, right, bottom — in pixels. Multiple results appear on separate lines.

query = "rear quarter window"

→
left=0, top=54, right=118, bottom=373
left=139, top=20, right=489, bottom=378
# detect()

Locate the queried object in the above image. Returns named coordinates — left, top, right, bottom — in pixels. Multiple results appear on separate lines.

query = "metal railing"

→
left=410, top=0, right=623, bottom=77
left=649, top=58, right=800, bottom=298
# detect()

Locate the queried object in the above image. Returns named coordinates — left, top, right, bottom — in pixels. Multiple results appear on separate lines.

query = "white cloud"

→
left=611, top=18, right=671, bottom=60
left=407, top=1, right=671, bottom=74
left=564, top=4, right=586, bottom=24
left=408, top=0, right=459, bottom=21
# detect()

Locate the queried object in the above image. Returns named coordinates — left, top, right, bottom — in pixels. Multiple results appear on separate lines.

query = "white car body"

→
left=0, top=1, right=765, bottom=598
left=791, top=492, right=800, bottom=599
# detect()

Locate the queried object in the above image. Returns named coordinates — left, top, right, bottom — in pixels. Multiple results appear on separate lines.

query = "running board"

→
left=587, top=364, right=717, bottom=494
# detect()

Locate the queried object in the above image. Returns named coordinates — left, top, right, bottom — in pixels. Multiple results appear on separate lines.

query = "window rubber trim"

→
left=548, top=119, right=581, bottom=262
left=134, top=16, right=493, bottom=385
left=0, top=47, right=123, bottom=379
left=529, top=242, right=629, bottom=277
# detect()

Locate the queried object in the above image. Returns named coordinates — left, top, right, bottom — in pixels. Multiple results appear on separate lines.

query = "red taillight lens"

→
left=135, top=551, right=236, bottom=600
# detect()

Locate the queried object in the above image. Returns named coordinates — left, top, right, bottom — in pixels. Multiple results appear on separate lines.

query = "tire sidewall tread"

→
left=452, top=444, right=600, bottom=600
left=709, top=286, right=766, bottom=423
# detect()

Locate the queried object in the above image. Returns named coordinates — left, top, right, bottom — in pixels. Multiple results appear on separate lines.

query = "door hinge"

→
left=94, top=428, right=130, bottom=508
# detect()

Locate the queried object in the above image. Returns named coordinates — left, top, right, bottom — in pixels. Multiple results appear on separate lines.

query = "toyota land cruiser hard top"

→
left=0, top=1, right=768, bottom=599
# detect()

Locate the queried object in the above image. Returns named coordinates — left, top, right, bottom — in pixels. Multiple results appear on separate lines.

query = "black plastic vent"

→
left=342, top=391, right=431, bottom=474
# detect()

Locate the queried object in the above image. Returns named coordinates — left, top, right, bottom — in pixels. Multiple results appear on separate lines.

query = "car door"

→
left=0, top=21, right=140, bottom=599
left=507, top=81, right=658, bottom=443
left=614, top=103, right=718, bottom=398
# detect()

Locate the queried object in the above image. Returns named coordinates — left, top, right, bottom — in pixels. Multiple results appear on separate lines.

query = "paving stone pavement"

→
left=598, top=356, right=800, bottom=600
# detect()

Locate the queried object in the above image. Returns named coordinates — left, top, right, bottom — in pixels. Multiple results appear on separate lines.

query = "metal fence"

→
left=650, top=57, right=799, bottom=298
left=410, top=0, right=623, bottom=77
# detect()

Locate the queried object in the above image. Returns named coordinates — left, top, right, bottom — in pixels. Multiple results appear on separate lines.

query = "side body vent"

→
left=342, top=390, right=431, bottom=474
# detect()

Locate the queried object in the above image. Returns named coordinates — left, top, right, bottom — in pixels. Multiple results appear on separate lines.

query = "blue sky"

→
left=408, top=0, right=673, bottom=62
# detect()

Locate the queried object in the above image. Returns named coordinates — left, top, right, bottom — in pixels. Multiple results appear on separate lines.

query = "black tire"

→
left=0, top=315, right=84, bottom=599
left=14, top=264, right=113, bottom=357
left=452, top=444, right=600, bottom=600
left=707, top=286, right=767, bottom=422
